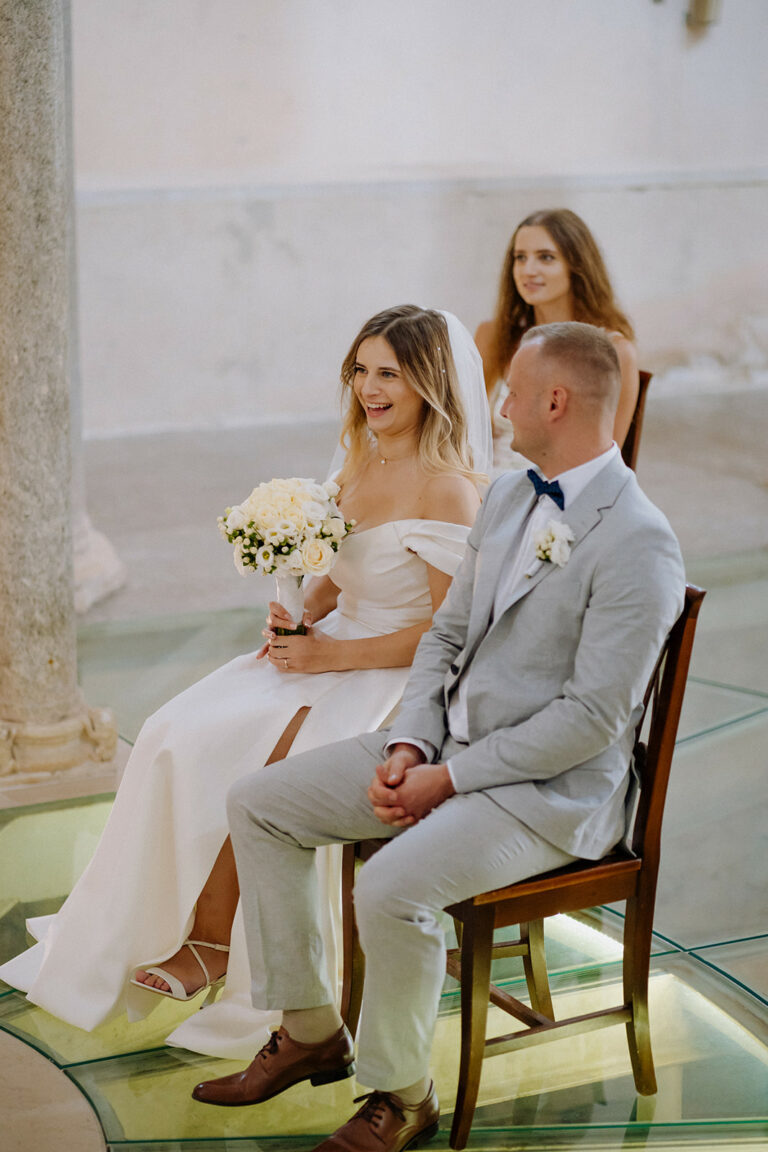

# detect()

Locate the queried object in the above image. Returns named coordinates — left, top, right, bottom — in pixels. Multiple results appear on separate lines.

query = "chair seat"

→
left=450, top=849, right=642, bottom=924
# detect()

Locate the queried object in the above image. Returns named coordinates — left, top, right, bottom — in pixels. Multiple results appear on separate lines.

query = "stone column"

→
left=0, top=0, right=116, bottom=774
left=62, top=0, right=126, bottom=614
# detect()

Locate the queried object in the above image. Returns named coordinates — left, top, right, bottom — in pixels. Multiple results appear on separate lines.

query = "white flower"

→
left=232, top=539, right=248, bottom=576
left=302, top=499, right=328, bottom=528
left=240, top=488, right=266, bottom=520
left=325, top=516, right=347, bottom=540
left=323, top=479, right=340, bottom=499
left=225, top=506, right=248, bottom=532
left=533, top=519, right=575, bottom=567
left=255, top=544, right=275, bottom=571
left=300, top=536, right=335, bottom=576
left=300, top=480, right=333, bottom=504
left=286, top=548, right=306, bottom=572
left=275, top=516, right=303, bottom=542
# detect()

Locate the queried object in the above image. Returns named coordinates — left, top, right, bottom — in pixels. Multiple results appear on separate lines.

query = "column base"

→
left=73, top=514, right=126, bottom=614
left=0, top=707, right=118, bottom=776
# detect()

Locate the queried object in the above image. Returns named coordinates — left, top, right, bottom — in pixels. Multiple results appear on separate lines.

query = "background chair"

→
left=621, top=370, right=652, bottom=471
left=340, top=584, right=705, bottom=1150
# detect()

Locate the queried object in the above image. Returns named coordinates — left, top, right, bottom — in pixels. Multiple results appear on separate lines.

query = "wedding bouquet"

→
left=218, top=477, right=353, bottom=633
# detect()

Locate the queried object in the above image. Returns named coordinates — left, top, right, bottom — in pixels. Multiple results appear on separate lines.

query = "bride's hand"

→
left=265, top=624, right=338, bottom=674
left=256, top=600, right=313, bottom=660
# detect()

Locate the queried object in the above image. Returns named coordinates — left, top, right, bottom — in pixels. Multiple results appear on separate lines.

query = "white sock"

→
left=392, top=1078, right=431, bottom=1107
left=282, top=1004, right=344, bottom=1044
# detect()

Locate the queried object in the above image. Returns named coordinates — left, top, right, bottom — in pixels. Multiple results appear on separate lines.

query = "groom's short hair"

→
left=520, top=322, right=621, bottom=410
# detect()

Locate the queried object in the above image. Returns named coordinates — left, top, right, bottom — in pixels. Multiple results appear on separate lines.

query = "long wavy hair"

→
left=336, top=305, right=482, bottom=488
left=485, top=209, right=634, bottom=386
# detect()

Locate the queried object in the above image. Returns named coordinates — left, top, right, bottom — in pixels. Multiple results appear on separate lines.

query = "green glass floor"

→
left=0, top=569, right=767, bottom=1150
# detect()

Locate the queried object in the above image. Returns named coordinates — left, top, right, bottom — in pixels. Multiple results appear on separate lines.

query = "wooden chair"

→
left=621, top=370, right=652, bottom=471
left=340, top=585, right=705, bottom=1150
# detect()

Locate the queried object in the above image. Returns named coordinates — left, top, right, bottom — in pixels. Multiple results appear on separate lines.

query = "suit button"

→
left=450, top=663, right=459, bottom=675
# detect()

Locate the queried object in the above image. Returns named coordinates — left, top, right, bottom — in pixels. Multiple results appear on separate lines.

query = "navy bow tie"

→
left=527, top=469, right=565, bottom=510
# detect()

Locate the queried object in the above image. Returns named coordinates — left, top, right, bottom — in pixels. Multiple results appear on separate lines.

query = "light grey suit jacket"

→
left=388, top=454, right=686, bottom=859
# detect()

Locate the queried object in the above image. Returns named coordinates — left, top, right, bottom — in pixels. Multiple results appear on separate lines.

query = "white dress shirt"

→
left=388, top=444, right=619, bottom=778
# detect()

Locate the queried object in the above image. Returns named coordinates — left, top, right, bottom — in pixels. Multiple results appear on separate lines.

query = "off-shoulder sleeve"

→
left=395, top=519, right=471, bottom=577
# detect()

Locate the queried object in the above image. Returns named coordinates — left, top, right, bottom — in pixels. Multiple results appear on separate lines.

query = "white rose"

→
left=549, top=539, right=570, bottom=566
left=241, top=486, right=267, bottom=515
left=292, top=479, right=328, bottom=504
left=537, top=520, right=575, bottom=567
left=325, top=516, right=347, bottom=541
left=286, top=548, right=306, bottom=572
left=252, top=506, right=279, bottom=535
left=301, top=499, right=328, bottom=527
left=323, top=479, right=340, bottom=499
left=232, top=539, right=248, bottom=576
left=225, top=506, right=248, bottom=532
left=273, top=479, right=304, bottom=503
left=300, top=537, right=335, bottom=576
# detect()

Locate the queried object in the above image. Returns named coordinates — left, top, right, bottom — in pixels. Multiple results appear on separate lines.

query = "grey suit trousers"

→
left=227, top=730, right=574, bottom=1090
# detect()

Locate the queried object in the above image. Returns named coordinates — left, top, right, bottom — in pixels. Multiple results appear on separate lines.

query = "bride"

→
left=0, top=305, right=492, bottom=1061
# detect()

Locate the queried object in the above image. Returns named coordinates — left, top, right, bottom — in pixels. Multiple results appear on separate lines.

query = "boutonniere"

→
left=528, top=519, right=575, bottom=574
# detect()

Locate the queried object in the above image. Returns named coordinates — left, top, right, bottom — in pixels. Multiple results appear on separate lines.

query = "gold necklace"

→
left=377, top=448, right=416, bottom=465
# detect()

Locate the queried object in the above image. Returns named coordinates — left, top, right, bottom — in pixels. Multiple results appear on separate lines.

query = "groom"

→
left=193, top=323, right=685, bottom=1150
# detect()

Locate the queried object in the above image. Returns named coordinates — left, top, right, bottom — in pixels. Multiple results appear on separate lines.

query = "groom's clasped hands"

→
left=368, top=743, right=455, bottom=827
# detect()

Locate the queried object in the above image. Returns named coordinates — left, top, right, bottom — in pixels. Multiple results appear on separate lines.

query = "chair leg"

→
left=623, top=894, right=657, bottom=1095
left=339, top=845, right=365, bottom=1037
left=520, top=919, right=554, bottom=1018
left=450, top=904, right=495, bottom=1151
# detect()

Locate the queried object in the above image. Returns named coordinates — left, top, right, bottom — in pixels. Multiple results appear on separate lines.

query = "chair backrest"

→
left=621, top=370, right=652, bottom=472
left=630, top=585, right=705, bottom=865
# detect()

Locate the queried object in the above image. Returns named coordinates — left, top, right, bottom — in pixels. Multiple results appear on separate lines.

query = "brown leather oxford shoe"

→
left=191, top=1024, right=355, bottom=1106
left=311, top=1082, right=439, bottom=1151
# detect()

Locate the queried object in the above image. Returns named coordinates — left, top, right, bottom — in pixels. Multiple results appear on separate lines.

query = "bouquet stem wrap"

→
left=274, top=572, right=306, bottom=635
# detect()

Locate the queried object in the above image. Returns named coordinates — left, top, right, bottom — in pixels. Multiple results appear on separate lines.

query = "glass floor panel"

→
left=55, top=968, right=767, bottom=1144
left=2, top=568, right=767, bottom=1148
left=691, top=937, right=768, bottom=1003
left=1, top=796, right=766, bottom=1149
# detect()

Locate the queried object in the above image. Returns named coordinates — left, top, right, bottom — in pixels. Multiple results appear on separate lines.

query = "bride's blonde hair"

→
left=335, top=305, right=481, bottom=489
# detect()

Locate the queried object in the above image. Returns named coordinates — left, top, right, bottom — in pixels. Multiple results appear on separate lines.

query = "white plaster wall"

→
left=70, top=0, right=768, bottom=436
left=76, top=180, right=768, bottom=435
left=72, top=0, right=768, bottom=186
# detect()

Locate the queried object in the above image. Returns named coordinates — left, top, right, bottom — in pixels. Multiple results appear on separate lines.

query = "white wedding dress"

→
left=489, top=380, right=530, bottom=477
left=0, top=518, right=469, bottom=1061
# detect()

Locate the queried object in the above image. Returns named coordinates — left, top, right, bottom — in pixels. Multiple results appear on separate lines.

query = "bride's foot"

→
left=132, top=939, right=229, bottom=1001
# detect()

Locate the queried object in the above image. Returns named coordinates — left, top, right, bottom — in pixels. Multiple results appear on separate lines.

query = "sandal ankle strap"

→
left=184, top=940, right=230, bottom=986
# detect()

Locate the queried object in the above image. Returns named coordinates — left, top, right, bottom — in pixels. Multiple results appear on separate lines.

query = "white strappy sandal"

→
left=130, top=939, right=229, bottom=1003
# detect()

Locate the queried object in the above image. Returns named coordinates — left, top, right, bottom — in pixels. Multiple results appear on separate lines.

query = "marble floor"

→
left=1, top=381, right=767, bottom=1150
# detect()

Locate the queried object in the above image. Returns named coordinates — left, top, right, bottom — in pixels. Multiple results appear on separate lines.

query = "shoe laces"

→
left=353, top=1090, right=406, bottom=1126
left=258, top=1029, right=282, bottom=1062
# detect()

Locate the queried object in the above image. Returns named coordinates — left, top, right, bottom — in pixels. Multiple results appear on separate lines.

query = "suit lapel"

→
left=466, top=479, right=537, bottom=652
left=488, top=453, right=633, bottom=623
